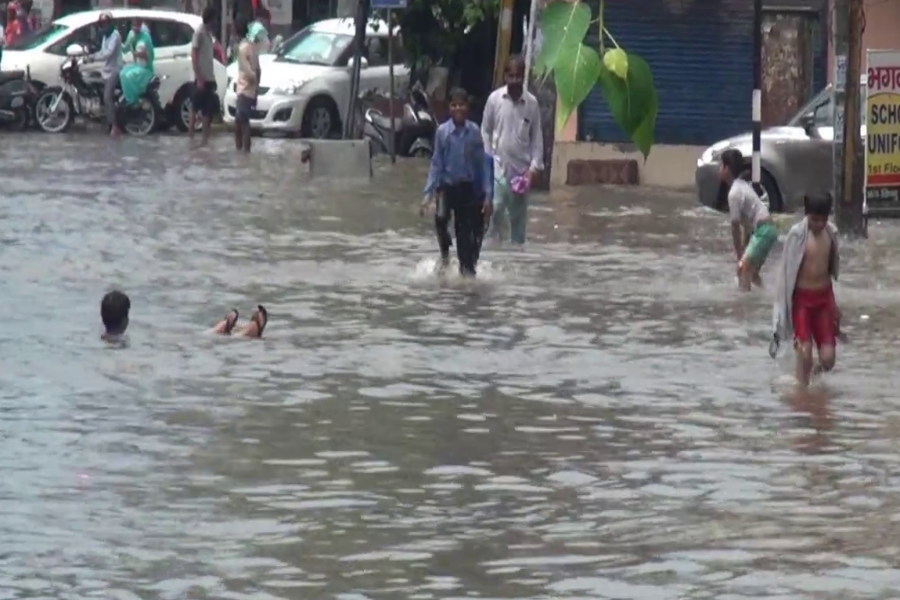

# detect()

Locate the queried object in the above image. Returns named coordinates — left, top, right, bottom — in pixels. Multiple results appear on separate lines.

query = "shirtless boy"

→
left=720, top=149, right=778, bottom=290
left=773, top=193, right=842, bottom=387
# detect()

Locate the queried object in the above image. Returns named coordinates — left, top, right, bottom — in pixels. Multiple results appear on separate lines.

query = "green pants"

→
left=743, top=221, right=778, bottom=268
left=490, top=176, right=528, bottom=244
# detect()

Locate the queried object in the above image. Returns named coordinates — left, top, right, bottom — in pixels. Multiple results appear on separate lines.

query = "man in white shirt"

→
left=481, top=55, right=544, bottom=244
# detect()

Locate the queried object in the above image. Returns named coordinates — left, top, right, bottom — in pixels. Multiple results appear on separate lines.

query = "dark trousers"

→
left=435, top=181, right=484, bottom=275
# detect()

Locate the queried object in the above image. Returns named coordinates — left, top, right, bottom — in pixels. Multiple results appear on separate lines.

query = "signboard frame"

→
left=865, top=49, right=900, bottom=208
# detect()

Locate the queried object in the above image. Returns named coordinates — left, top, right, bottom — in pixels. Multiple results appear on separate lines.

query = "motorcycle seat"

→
left=370, top=112, right=404, bottom=132
left=0, top=70, right=26, bottom=85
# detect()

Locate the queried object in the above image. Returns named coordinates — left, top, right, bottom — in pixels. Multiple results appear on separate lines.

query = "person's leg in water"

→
left=472, top=194, right=487, bottom=265
left=433, top=190, right=452, bottom=270
left=213, top=308, right=240, bottom=334
left=104, top=73, right=121, bottom=137
left=188, top=84, right=198, bottom=140
left=506, top=190, right=529, bottom=244
left=739, top=221, right=778, bottom=289
left=447, top=182, right=478, bottom=276
left=201, top=82, right=216, bottom=144
left=234, top=94, right=253, bottom=152
left=489, top=176, right=511, bottom=242
left=811, top=288, right=838, bottom=377
left=241, top=305, right=268, bottom=338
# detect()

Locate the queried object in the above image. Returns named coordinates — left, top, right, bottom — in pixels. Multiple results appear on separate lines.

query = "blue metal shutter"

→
left=578, top=0, right=753, bottom=146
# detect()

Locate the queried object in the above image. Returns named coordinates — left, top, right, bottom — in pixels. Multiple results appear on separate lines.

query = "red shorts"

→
left=792, top=284, right=837, bottom=348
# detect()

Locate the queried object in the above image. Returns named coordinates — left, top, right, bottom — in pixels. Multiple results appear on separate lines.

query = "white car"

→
left=0, top=8, right=227, bottom=131
left=222, top=17, right=410, bottom=138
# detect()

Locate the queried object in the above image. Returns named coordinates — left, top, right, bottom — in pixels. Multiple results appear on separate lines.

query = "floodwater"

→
left=2, top=133, right=900, bottom=599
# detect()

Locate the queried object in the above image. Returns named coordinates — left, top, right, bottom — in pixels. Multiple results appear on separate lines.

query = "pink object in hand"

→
left=510, top=175, right=531, bottom=195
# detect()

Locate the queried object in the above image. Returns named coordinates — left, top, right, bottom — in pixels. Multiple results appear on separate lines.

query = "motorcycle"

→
left=364, top=86, right=435, bottom=158
left=0, top=66, right=36, bottom=130
left=32, top=43, right=162, bottom=136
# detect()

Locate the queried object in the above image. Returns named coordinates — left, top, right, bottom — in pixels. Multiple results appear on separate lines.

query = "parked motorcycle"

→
left=0, top=66, right=36, bottom=130
left=364, top=87, right=435, bottom=158
left=32, top=44, right=162, bottom=136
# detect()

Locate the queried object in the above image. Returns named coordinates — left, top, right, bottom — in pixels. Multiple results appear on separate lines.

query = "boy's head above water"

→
left=448, top=87, right=469, bottom=125
left=803, top=192, right=832, bottom=234
left=101, top=290, right=131, bottom=335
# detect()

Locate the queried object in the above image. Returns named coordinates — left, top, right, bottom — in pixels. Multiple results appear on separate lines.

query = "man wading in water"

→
left=773, top=193, right=842, bottom=387
left=421, top=87, right=491, bottom=277
left=719, top=149, right=778, bottom=290
left=481, top=55, right=544, bottom=244
left=189, top=6, right=218, bottom=145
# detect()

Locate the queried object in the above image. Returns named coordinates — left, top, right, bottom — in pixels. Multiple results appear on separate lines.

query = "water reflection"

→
left=2, top=134, right=900, bottom=598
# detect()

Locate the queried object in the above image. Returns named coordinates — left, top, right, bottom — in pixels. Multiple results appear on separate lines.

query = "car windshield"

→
left=275, top=28, right=352, bottom=66
left=787, top=84, right=868, bottom=128
left=5, top=23, right=69, bottom=51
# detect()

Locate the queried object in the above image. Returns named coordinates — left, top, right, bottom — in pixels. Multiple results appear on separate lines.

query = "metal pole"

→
left=832, top=0, right=849, bottom=226
left=343, top=0, right=367, bottom=139
left=387, top=8, right=396, bottom=163
left=221, top=0, right=227, bottom=55
left=837, top=0, right=866, bottom=236
left=522, top=0, right=539, bottom=91
left=752, top=0, right=763, bottom=201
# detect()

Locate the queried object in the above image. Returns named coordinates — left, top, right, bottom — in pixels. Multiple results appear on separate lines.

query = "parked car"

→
left=695, top=77, right=867, bottom=214
left=222, top=17, right=410, bottom=138
left=0, top=8, right=228, bottom=132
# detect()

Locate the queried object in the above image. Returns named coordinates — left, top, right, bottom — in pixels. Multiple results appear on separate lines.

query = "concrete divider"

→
left=302, top=139, right=372, bottom=180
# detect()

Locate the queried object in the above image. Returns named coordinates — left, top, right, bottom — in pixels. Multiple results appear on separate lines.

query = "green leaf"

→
left=596, top=51, right=658, bottom=159
left=534, top=1, right=592, bottom=81
left=554, top=43, right=602, bottom=132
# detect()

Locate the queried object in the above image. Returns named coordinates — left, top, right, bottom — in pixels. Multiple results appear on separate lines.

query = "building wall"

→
left=827, top=0, right=900, bottom=81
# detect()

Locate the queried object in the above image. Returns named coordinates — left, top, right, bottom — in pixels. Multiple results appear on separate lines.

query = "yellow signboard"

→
left=866, top=50, right=900, bottom=205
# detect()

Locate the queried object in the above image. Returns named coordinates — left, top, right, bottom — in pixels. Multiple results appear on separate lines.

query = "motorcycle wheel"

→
left=122, top=97, right=158, bottom=137
left=34, top=88, right=75, bottom=134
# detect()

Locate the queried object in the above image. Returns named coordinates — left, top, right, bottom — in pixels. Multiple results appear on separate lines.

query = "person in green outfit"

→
left=118, top=18, right=155, bottom=106
left=720, top=149, right=779, bottom=291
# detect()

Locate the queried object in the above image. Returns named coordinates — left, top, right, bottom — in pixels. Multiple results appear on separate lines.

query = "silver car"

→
left=695, top=78, right=867, bottom=213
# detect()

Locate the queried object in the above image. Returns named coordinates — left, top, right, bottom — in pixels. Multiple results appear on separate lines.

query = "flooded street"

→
left=4, top=133, right=900, bottom=599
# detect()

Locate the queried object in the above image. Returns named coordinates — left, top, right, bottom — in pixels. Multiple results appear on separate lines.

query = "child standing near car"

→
left=720, top=149, right=778, bottom=291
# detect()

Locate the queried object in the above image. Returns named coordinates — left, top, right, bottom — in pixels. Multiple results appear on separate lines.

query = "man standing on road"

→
left=233, top=16, right=259, bottom=152
left=91, top=12, right=123, bottom=138
left=481, top=54, right=544, bottom=244
left=189, top=6, right=218, bottom=144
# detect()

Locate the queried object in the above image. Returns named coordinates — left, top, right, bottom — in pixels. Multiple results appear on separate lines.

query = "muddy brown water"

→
left=2, top=133, right=900, bottom=598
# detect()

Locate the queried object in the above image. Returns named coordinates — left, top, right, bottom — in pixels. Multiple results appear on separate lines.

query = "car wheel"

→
left=302, top=96, right=339, bottom=139
left=172, top=86, right=202, bottom=133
